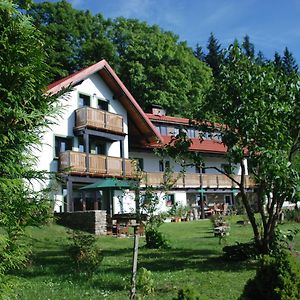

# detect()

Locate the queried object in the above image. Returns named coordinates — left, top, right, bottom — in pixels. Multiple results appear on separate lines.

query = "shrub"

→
left=239, top=251, right=300, bottom=300
left=173, top=287, right=210, bottom=300
left=223, top=242, right=258, bottom=261
left=270, top=228, right=299, bottom=255
left=136, top=267, right=154, bottom=297
left=145, top=228, right=170, bottom=249
left=67, top=230, right=103, bottom=274
left=284, top=209, right=300, bottom=223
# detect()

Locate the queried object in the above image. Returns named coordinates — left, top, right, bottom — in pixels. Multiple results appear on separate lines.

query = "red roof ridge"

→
left=46, top=60, right=162, bottom=144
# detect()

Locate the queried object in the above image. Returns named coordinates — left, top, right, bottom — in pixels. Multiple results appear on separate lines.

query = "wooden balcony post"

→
left=200, top=169, right=205, bottom=219
left=67, top=178, right=74, bottom=212
left=84, top=106, right=87, bottom=125
left=94, top=191, right=99, bottom=210
left=120, top=140, right=125, bottom=176
left=105, top=156, right=108, bottom=174
left=82, top=192, right=86, bottom=211
left=84, top=133, right=90, bottom=173
left=104, top=111, right=107, bottom=129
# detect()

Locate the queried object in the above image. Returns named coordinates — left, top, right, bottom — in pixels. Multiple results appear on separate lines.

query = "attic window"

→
left=79, top=93, right=90, bottom=107
left=98, top=99, right=108, bottom=111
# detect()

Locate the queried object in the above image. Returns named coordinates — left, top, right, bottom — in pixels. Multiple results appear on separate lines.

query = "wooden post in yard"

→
left=130, top=225, right=139, bottom=300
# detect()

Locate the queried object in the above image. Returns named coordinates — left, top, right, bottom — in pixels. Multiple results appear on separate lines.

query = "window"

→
left=159, top=160, right=164, bottom=172
left=159, top=160, right=170, bottom=172
left=98, top=99, right=108, bottom=111
left=225, top=195, right=232, bottom=205
left=201, top=132, right=210, bottom=140
left=136, top=158, right=144, bottom=171
left=78, top=137, right=85, bottom=153
left=160, top=126, right=167, bottom=136
left=166, top=194, right=175, bottom=207
left=187, top=128, right=196, bottom=138
left=173, top=127, right=179, bottom=136
left=55, top=136, right=72, bottom=157
left=78, top=93, right=90, bottom=107
left=155, top=125, right=168, bottom=135
left=90, top=141, right=106, bottom=155
left=167, top=126, right=175, bottom=136
left=212, top=132, right=222, bottom=141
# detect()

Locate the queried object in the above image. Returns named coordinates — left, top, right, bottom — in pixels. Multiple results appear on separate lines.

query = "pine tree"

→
left=255, top=51, right=267, bottom=65
left=242, top=35, right=255, bottom=60
left=282, top=47, right=298, bottom=74
left=205, top=33, right=223, bottom=77
left=274, top=51, right=283, bottom=70
left=194, top=43, right=205, bottom=62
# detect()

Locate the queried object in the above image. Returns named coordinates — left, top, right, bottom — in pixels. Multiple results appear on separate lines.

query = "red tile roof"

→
left=146, top=114, right=227, bottom=154
left=149, top=136, right=227, bottom=154
left=146, top=113, right=191, bottom=125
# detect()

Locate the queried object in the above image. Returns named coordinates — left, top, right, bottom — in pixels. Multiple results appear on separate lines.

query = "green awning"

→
left=80, top=178, right=138, bottom=190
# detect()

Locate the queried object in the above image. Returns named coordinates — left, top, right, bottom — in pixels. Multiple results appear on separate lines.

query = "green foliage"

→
left=285, top=209, right=300, bottom=223
left=223, top=242, right=258, bottom=261
left=28, top=0, right=117, bottom=80
left=173, top=287, right=210, bottom=300
left=240, top=251, right=300, bottom=300
left=67, top=230, right=103, bottom=274
left=140, top=187, right=170, bottom=249
left=144, top=228, right=170, bottom=249
left=282, top=47, right=298, bottom=74
left=6, top=220, right=300, bottom=300
left=200, top=43, right=300, bottom=254
left=136, top=267, right=154, bottom=298
left=109, top=18, right=212, bottom=117
left=28, top=2, right=212, bottom=117
left=205, top=32, right=224, bottom=77
left=242, top=35, right=255, bottom=60
left=270, top=228, right=299, bottom=255
left=0, top=1, right=61, bottom=295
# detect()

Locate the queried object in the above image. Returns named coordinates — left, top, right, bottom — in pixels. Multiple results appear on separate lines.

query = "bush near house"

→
left=67, top=230, right=103, bottom=274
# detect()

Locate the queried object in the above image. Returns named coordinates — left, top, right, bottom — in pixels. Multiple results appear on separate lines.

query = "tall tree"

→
left=242, top=34, right=255, bottom=60
left=205, top=33, right=223, bottom=77
left=274, top=51, right=283, bottom=69
left=282, top=47, right=298, bottom=74
left=194, top=43, right=205, bottom=61
left=0, top=0, right=61, bottom=291
left=109, top=18, right=212, bottom=117
left=255, top=50, right=267, bottom=65
left=164, top=44, right=300, bottom=254
left=201, top=44, right=300, bottom=254
left=28, top=0, right=117, bottom=80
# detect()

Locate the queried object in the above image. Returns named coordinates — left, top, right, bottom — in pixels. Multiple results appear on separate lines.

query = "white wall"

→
left=33, top=73, right=130, bottom=211
left=129, top=151, right=242, bottom=175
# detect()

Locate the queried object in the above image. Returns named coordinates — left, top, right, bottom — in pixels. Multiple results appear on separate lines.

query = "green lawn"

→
left=7, top=217, right=300, bottom=300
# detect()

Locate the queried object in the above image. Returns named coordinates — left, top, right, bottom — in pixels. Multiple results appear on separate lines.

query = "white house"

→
left=36, top=60, right=253, bottom=222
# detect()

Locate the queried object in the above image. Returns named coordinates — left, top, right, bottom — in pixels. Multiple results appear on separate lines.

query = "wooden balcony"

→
left=59, top=151, right=135, bottom=177
left=75, top=107, right=124, bottom=135
left=141, top=172, right=254, bottom=189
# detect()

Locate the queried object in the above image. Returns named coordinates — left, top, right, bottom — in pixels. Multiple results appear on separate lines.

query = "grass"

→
left=6, top=216, right=300, bottom=300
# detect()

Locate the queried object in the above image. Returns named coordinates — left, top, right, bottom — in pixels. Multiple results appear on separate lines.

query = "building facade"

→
left=36, top=60, right=253, bottom=218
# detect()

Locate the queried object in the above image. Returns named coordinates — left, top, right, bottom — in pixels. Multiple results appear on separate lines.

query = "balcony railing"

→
left=59, top=153, right=254, bottom=188
left=59, top=151, right=135, bottom=177
left=75, top=107, right=124, bottom=134
left=141, top=172, right=254, bottom=189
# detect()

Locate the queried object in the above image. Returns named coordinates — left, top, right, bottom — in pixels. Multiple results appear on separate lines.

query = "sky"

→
left=34, top=0, right=300, bottom=63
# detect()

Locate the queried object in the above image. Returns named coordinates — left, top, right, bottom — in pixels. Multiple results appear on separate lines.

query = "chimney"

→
left=151, top=105, right=166, bottom=116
